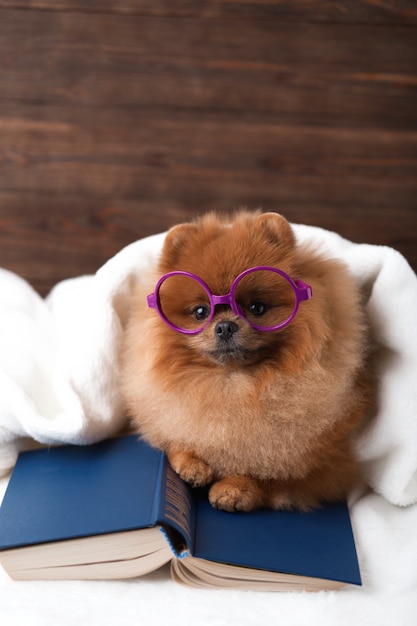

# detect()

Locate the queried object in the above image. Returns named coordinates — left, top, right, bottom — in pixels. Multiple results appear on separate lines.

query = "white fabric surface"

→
left=1, top=224, right=416, bottom=625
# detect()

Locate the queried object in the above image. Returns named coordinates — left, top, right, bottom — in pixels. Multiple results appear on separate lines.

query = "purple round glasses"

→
left=147, top=265, right=313, bottom=335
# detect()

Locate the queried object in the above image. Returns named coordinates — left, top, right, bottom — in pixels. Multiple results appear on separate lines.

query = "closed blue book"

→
left=0, top=436, right=361, bottom=590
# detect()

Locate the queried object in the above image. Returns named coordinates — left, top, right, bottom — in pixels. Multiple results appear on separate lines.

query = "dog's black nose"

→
left=215, top=321, right=239, bottom=341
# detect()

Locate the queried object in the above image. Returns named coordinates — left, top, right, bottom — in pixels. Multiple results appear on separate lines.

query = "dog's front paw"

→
left=209, top=476, right=266, bottom=512
left=168, top=450, right=215, bottom=487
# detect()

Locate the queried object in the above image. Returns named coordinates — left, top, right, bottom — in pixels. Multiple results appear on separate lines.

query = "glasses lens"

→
left=158, top=274, right=211, bottom=332
left=233, top=269, right=296, bottom=329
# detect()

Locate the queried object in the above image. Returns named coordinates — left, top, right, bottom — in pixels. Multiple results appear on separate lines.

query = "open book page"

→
left=1, top=527, right=172, bottom=580
left=170, top=556, right=345, bottom=592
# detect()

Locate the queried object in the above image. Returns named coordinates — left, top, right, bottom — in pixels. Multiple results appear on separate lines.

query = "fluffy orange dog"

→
left=122, top=211, right=374, bottom=511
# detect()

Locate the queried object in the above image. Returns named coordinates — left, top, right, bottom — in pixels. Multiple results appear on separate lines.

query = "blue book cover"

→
left=190, top=490, right=361, bottom=586
left=0, top=436, right=361, bottom=589
left=0, top=436, right=181, bottom=548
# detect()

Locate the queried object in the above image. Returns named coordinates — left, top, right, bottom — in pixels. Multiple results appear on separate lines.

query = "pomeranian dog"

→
left=122, top=211, right=374, bottom=512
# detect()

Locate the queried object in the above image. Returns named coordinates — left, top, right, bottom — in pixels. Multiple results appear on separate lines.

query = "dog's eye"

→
left=249, top=301, right=267, bottom=316
left=193, top=305, right=210, bottom=321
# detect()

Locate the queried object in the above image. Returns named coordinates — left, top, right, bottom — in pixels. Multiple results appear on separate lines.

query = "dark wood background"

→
left=1, top=1, right=416, bottom=296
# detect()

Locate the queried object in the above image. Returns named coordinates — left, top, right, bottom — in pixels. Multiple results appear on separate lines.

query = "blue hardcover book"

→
left=0, top=436, right=361, bottom=590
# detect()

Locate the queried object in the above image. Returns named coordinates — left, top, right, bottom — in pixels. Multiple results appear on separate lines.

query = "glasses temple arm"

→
left=147, top=293, right=157, bottom=309
left=295, top=280, right=313, bottom=301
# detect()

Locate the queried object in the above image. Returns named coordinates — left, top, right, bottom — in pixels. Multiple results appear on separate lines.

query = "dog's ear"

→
left=161, top=223, right=198, bottom=266
left=255, top=212, right=295, bottom=248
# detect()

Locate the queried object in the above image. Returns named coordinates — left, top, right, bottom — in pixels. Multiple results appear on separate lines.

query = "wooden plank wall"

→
left=0, top=1, right=416, bottom=296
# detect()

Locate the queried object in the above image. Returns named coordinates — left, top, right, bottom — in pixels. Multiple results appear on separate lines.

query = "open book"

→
left=0, top=436, right=361, bottom=591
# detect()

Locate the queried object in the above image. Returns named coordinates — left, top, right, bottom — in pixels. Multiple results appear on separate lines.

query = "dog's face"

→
left=150, top=211, right=319, bottom=369
left=155, top=267, right=298, bottom=365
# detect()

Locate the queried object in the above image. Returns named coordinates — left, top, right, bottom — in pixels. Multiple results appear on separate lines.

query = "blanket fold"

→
left=0, top=226, right=416, bottom=508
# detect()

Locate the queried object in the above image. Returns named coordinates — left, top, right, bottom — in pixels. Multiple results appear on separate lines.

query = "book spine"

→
left=154, top=456, right=194, bottom=556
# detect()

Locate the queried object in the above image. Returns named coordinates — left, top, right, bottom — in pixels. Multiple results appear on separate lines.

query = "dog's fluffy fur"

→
left=122, top=211, right=374, bottom=511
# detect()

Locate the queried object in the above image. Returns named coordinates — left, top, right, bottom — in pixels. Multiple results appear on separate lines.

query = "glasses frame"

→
left=147, top=265, right=312, bottom=335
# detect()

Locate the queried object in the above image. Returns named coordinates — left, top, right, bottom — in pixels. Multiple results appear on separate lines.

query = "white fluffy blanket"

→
left=1, top=224, right=417, bottom=626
